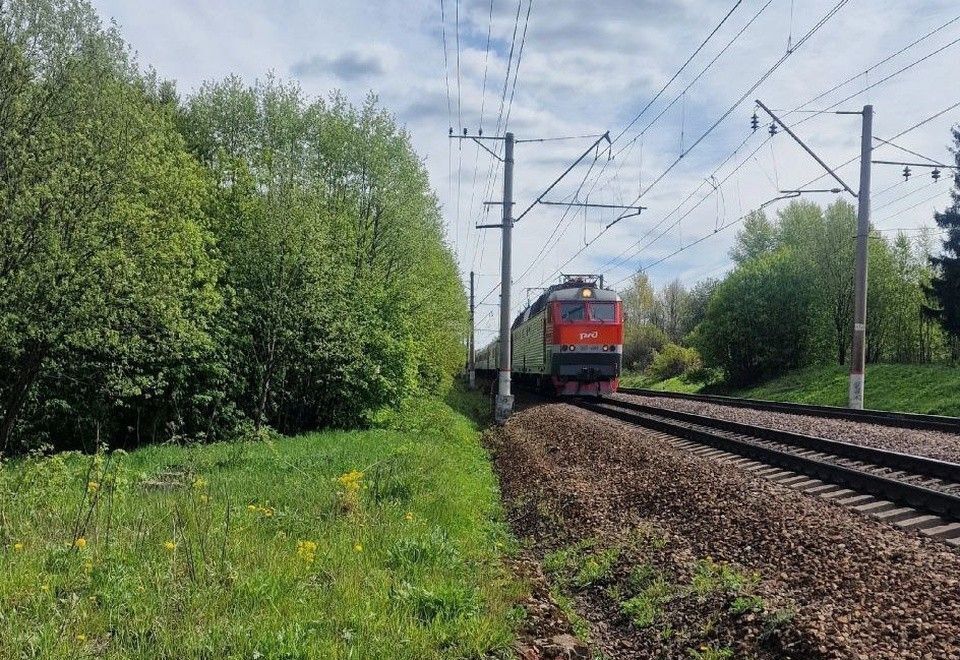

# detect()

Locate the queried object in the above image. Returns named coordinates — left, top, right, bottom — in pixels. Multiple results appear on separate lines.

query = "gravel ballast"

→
left=615, top=392, right=960, bottom=463
left=488, top=402, right=960, bottom=659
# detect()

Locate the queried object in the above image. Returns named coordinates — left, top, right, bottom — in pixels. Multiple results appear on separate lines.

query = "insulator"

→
left=750, top=112, right=759, bottom=132
left=932, top=168, right=942, bottom=182
left=768, top=122, right=778, bottom=136
left=448, top=127, right=453, bottom=136
left=478, top=127, right=483, bottom=137
left=463, top=127, right=468, bottom=136
left=903, top=165, right=911, bottom=180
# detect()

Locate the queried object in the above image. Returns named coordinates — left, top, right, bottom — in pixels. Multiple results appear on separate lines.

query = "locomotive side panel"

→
left=512, top=308, right=547, bottom=375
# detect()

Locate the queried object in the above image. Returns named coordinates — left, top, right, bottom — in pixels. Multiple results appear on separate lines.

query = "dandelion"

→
left=73, top=537, right=87, bottom=550
left=87, top=481, right=99, bottom=494
left=404, top=512, right=414, bottom=522
left=163, top=540, right=176, bottom=552
left=337, top=470, right=364, bottom=492
left=296, top=540, right=318, bottom=564
left=353, top=543, right=363, bottom=553
left=13, top=542, right=24, bottom=551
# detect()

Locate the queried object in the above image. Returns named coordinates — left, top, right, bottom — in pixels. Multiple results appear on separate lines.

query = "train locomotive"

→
left=475, top=275, right=623, bottom=396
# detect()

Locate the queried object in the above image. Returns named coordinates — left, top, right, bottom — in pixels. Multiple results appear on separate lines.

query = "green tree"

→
left=680, top=278, right=719, bottom=338
left=729, top=210, right=777, bottom=264
left=0, top=0, right=222, bottom=451
left=694, top=249, right=816, bottom=384
left=182, top=78, right=465, bottom=432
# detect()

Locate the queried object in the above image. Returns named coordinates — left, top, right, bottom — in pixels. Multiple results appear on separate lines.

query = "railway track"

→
left=618, top=387, right=960, bottom=434
left=576, top=397, right=960, bottom=547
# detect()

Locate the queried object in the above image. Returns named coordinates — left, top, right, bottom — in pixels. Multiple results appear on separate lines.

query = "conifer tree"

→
left=926, top=127, right=960, bottom=353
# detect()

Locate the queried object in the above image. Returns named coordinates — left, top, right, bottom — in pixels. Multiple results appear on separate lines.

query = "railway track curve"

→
left=618, top=387, right=960, bottom=434
left=577, top=396, right=960, bottom=547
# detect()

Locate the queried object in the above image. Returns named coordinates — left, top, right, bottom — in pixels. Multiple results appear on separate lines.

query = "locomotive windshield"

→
left=590, top=302, right=616, bottom=321
left=559, top=302, right=585, bottom=322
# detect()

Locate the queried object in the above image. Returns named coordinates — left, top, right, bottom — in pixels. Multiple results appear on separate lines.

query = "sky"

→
left=90, top=0, right=960, bottom=342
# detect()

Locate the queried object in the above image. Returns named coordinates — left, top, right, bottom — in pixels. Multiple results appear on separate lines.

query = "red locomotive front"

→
left=547, top=282, right=623, bottom=395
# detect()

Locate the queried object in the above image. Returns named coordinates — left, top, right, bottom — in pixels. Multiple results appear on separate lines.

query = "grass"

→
left=630, top=362, right=960, bottom=416
left=619, top=370, right=721, bottom=393
left=0, top=392, right=521, bottom=659
left=733, top=363, right=960, bottom=415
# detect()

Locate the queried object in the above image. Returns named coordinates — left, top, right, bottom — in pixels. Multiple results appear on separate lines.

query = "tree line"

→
left=0, top=0, right=466, bottom=453
left=621, top=137, right=960, bottom=386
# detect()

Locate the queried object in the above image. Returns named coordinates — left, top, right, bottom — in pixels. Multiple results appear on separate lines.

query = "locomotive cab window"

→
left=559, top=302, right=585, bottom=322
left=590, top=302, right=616, bottom=322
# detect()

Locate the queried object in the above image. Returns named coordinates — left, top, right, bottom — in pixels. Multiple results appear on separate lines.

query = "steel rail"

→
left=618, top=388, right=960, bottom=434
left=607, top=397, right=960, bottom=482
left=576, top=399, right=960, bottom=519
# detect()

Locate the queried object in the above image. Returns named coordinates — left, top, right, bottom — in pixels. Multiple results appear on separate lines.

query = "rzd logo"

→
left=578, top=331, right=598, bottom=341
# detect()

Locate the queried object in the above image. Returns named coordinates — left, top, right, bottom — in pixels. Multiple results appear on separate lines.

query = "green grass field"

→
left=0, top=390, right=521, bottom=659
left=628, top=363, right=960, bottom=416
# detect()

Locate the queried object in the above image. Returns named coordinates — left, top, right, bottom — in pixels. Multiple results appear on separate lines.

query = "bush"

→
left=624, top=324, right=669, bottom=371
left=646, top=344, right=703, bottom=381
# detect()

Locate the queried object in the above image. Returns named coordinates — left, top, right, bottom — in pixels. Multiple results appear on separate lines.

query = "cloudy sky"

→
left=90, top=0, right=960, bottom=342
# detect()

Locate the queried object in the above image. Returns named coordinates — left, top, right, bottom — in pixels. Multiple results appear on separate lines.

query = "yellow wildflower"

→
left=296, top=540, right=318, bottom=564
left=163, top=540, right=176, bottom=552
left=337, top=470, right=364, bottom=492
left=247, top=504, right=257, bottom=512
left=83, top=560, right=93, bottom=574
left=40, top=584, right=49, bottom=592
left=13, top=542, right=24, bottom=551
left=192, top=476, right=206, bottom=490
left=76, top=634, right=86, bottom=642
left=404, top=512, right=414, bottom=522
left=199, top=494, right=210, bottom=504
left=87, top=481, right=99, bottom=494
left=73, top=537, right=87, bottom=550
left=353, top=543, right=363, bottom=553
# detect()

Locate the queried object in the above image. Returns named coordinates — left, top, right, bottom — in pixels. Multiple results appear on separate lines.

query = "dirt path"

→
left=488, top=403, right=960, bottom=660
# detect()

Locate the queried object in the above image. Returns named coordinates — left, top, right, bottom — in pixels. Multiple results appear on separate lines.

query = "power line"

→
left=611, top=36, right=960, bottom=280
left=612, top=99, right=960, bottom=284
left=874, top=186, right=950, bottom=225
left=627, top=0, right=850, bottom=207
left=503, top=0, right=533, bottom=133
left=474, top=0, right=524, bottom=252
left=606, top=11, right=960, bottom=272
left=611, top=0, right=744, bottom=146
left=561, top=0, right=849, bottom=283
left=454, top=0, right=464, bottom=259
left=795, top=13, right=960, bottom=112
left=440, top=0, right=456, bottom=257
left=613, top=0, right=774, bottom=159
left=467, top=0, right=497, bottom=272
left=873, top=179, right=941, bottom=214
left=873, top=136, right=947, bottom=165
left=571, top=0, right=763, bottom=249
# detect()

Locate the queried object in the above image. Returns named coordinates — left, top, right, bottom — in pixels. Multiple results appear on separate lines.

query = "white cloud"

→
left=90, top=0, right=960, bottom=339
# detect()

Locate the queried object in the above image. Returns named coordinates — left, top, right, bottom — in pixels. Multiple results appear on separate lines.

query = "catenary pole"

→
left=495, top=132, right=515, bottom=422
left=849, top=105, right=873, bottom=409
left=468, top=270, right=476, bottom=390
